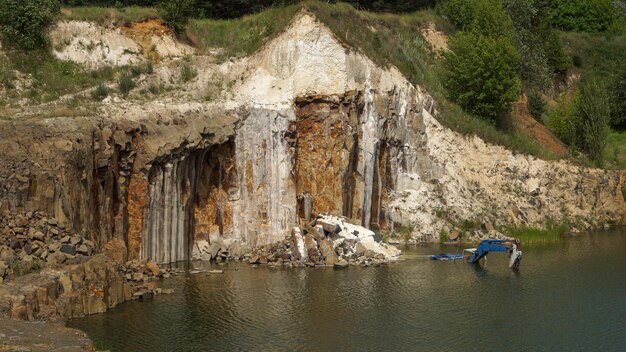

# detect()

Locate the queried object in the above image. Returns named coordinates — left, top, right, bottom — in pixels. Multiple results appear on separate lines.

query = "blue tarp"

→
left=430, top=254, right=464, bottom=260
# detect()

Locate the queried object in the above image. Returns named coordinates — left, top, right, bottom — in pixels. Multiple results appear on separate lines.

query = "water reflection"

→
left=70, top=228, right=626, bottom=352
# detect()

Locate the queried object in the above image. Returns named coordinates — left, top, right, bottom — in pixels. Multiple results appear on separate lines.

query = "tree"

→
left=573, top=79, right=611, bottom=162
left=443, top=31, right=521, bottom=121
left=609, top=66, right=626, bottom=128
left=546, top=0, right=616, bottom=32
left=0, top=0, right=60, bottom=50
left=442, top=0, right=513, bottom=38
left=158, top=0, right=196, bottom=33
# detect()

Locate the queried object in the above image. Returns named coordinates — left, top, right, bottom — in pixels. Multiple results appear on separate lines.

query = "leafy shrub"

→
left=547, top=0, right=616, bottom=32
left=546, top=94, right=576, bottom=144
left=622, top=185, right=626, bottom=202
left=117, top=72, right=135, bottom=97
left=0, top=0, right=60, bottom=50
left=572, top=79, right=611, bottom=162
left=443, top=31, right=521, bottom=122
left=528, top=91, right=547, bottom=121
left=179, top=63, right=197, bottom=83
left=158, top=0, right=196, bottom=33
left=91, top=83, right=109, bottom=100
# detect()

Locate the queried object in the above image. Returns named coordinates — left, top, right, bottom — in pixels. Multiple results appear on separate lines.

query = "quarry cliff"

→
left=1, top=12, right=624, bottom=265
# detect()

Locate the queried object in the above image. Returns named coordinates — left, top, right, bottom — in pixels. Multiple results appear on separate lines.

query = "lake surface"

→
left=69, top=228, right=626, bottom=352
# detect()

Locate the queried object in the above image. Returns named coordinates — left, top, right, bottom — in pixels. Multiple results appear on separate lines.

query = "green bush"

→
left=158, top=0, right=196, bottom=33
left=145, top=61, right=154, bottom=74
left=443, top=31, right=521, bottom=122
left=130, top=65, right=143, bottom=77
left=547, top=0, right=616, bottom=32
left=622, top=185, right=626, bottom=201
left=546, top=94, right=576, bottom=144
left=573, top=79, right=611, bottom=163
left=609, top=67, right=626, bottom=128
left=91, top=83, right=109, bottom=100
left=528, top=91, right=547, bottom=121
left=0, top=0, right=60, bottom=50
left=117, top=72, right=135, bottom=97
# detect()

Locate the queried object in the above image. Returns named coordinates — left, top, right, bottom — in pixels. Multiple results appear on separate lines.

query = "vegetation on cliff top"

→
left=1, top=0, right=625, bottom=167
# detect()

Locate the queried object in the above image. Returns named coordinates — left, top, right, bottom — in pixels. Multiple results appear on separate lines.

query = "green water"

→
left=69, top=228, right=626, bottom=351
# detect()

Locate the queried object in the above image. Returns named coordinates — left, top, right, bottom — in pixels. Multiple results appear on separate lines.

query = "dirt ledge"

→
left=0, top=318, right=93, bottom=351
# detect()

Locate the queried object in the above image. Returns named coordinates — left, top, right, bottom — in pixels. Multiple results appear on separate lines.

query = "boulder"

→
left=316, top=217, right=341, bottom=234
left=60, top=244, right=75, bottom=255
left=132, top=272, right=144, bottom=282
left=30, top=231, right=45, bottom=242
left=145, top=261, right=160, bottom=276
left=319, top=239, right=338, bottom=266
left=333, top=259, right=349, bottom=269
left=290, top=227, right=308, bottom=262
left=208, top=240, right=223, bottom=259
left=0, top=246, right=15, bottom=262
left=0, top=260, right=7, bottom=278
left=77, top=244, right=90, bottom=255
left=317, top=215, right=376, bottom=243
left=230, top=240, right=242, bottom=258
left=192, top=240, right=209, bottom=260
left=305, top=224, right=326, bottom=242
left=104, top=238, right=127, bottom=264
left=354, top=238, right=401, bottom=260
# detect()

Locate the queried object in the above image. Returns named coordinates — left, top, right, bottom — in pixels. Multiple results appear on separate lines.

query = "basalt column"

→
left=139, top=141, right=240, bottom=264
left=141, top=154, right=199, bottom=264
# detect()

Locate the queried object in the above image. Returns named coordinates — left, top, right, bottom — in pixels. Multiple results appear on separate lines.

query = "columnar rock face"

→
left=0, top=12, right=624, bottom=264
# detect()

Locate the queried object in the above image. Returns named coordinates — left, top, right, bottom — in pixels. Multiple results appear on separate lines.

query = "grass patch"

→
left=186, top=4, right=300, bottom=61
left=179, top=63, right=197, bottom=83
left=604, top=129, right=626, bottom=170
left=560, top=32, right=626, bottom=82
left=2, top=49, right=115, bottom=103
left=58, top=6, right=158, bottom=24
left=117, top=71, right=135, bottom=97
left=393, top=224, right=415, bottom=243
left=505, top=219, right=570, bottom=245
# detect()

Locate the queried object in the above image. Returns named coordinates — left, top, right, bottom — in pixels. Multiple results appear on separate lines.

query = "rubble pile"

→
left=246, top=214, right=401, bottom=268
